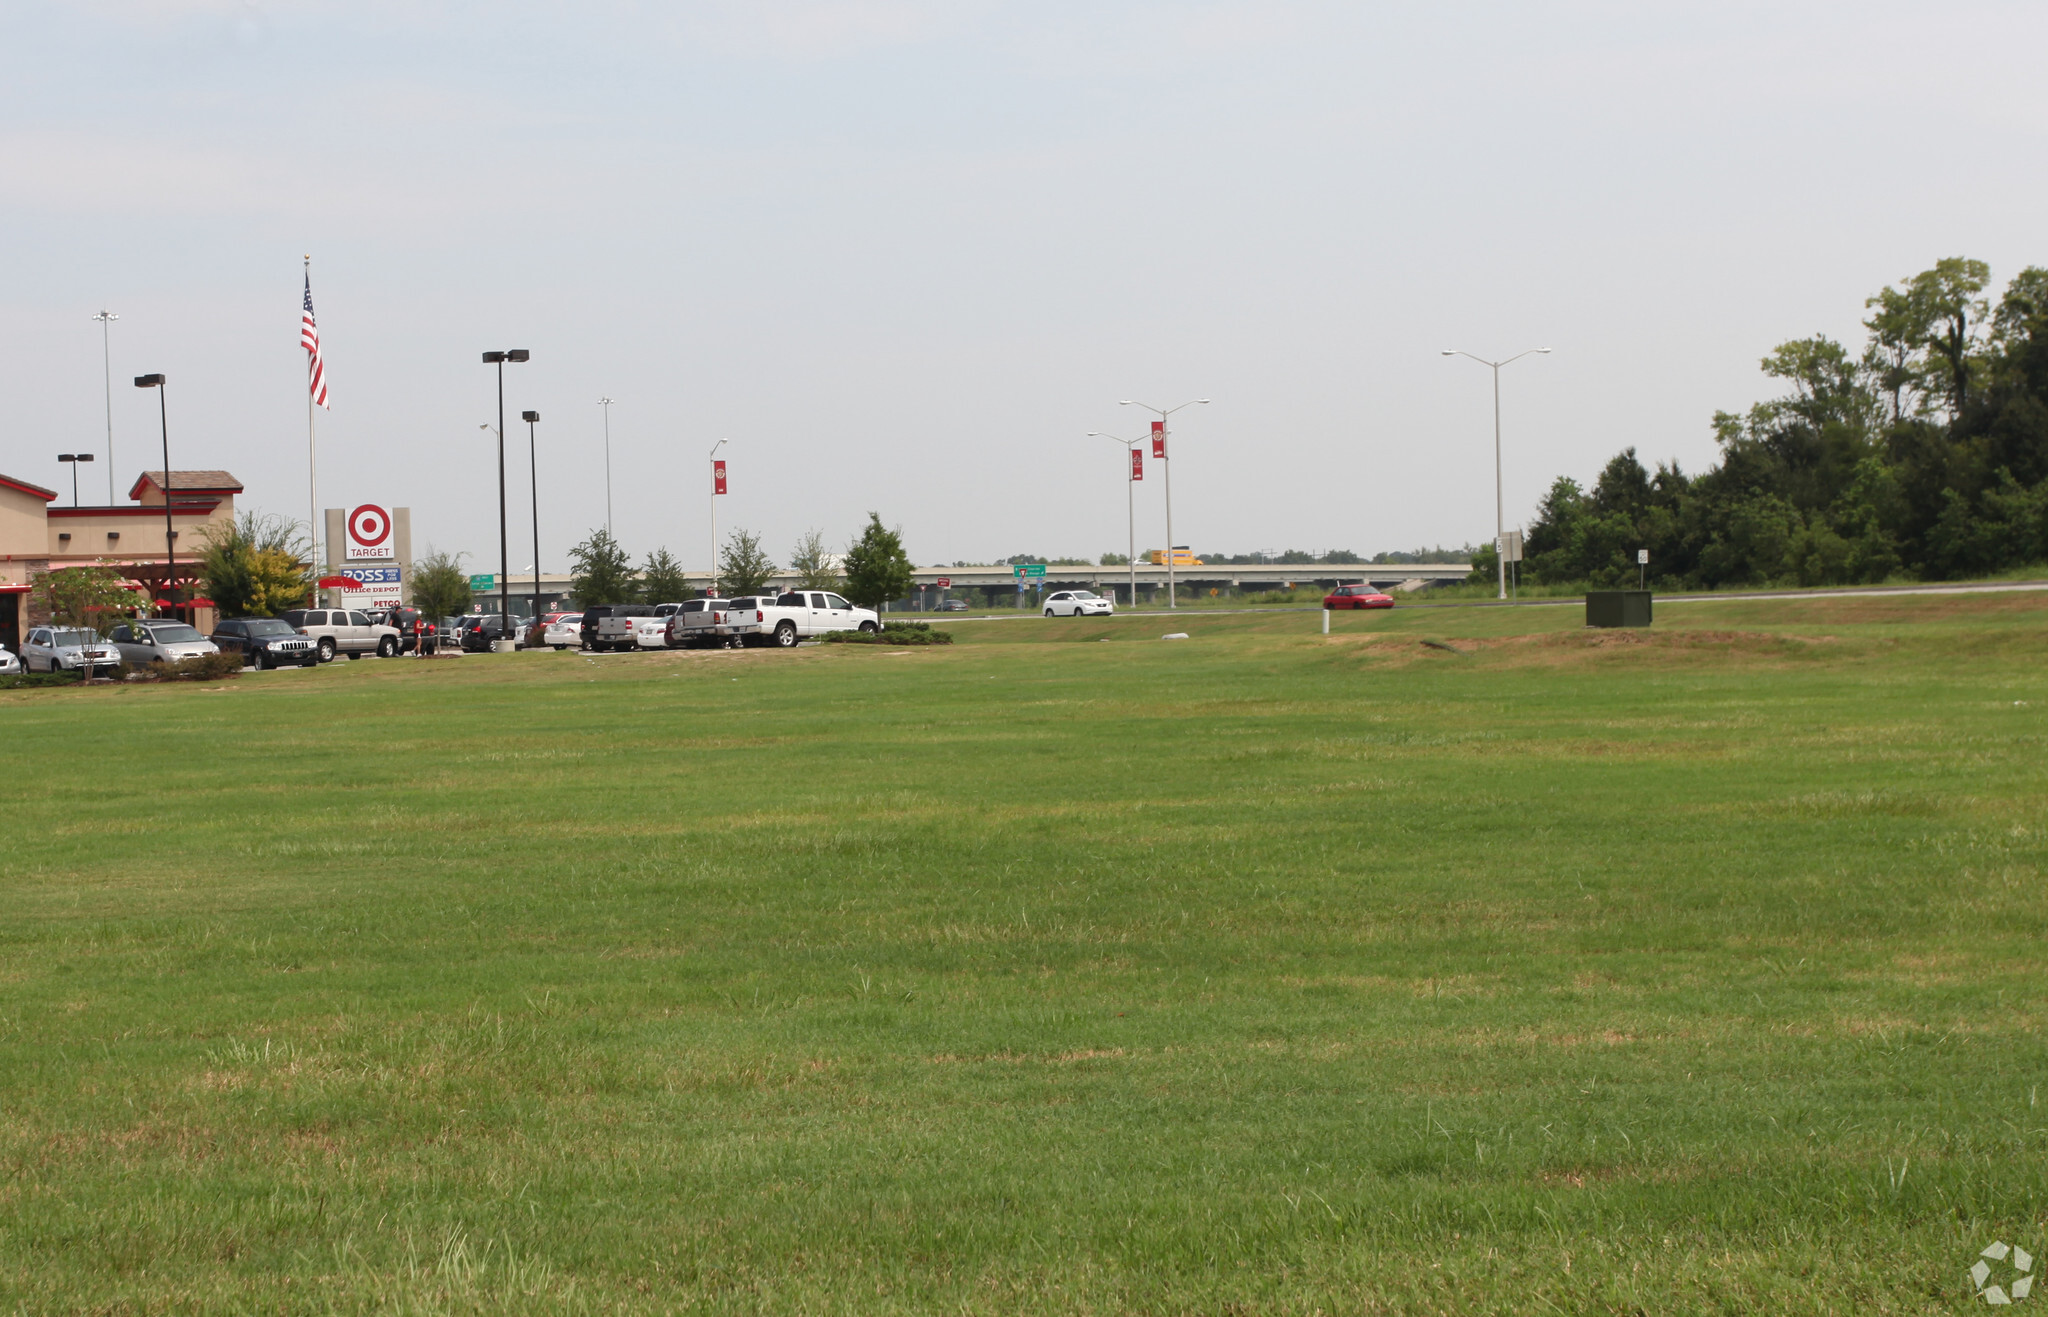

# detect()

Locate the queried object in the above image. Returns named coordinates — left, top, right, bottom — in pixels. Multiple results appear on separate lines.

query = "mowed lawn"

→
left=3, top=595, right=2046, bottom=1314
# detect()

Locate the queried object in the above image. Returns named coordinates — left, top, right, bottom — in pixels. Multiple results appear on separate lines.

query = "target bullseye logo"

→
left=345, top=504, right=395, bottom=559
left=348, top=505, right=389, bottom=546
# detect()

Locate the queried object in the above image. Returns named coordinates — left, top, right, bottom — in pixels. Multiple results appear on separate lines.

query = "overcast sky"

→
left=6, top=1, right=2046, bottom=571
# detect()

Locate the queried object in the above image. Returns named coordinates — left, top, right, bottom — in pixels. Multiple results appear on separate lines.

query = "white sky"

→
left=5, top=1, right=2046, bottom=571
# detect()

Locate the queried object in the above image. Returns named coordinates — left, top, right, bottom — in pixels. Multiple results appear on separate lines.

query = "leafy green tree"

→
left=197, top=511, right=314, bottom=617
left=789, top=529, right=841, bottom=590
left=843, top=513, right=915, bottom=612
left=641, top=547, right=690, bottom=603
left=1322, top=549, right=1362, bottom=564
left=33, top=566, right=137, bottom=676
left=569, top=527, right=638, bottom=606
left=718, top=529, right=778, bottom=596
left=1100, top=551, right=1129, bottom=566
left=409, top=549, right=473, bottom=621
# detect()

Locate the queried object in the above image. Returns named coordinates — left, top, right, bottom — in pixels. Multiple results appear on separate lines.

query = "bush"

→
left=0, top=670, right=83, bottom=690
left=823, top=623, right=954, bottom=646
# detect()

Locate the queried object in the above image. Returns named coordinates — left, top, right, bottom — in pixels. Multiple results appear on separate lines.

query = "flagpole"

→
left=305, top=254, right=320, bottom=601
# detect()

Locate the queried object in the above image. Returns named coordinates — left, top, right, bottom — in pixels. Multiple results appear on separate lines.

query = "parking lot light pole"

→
left=58, top=453, right=93, bottom=507
left=523, top=410, right=542, bottom=632
left=94, top=311, right=118, bottom=503
left=708, top=438, right=727, bottom=596
left=597, top=397, right=615, bottom=535
left=132, top=374, right=172, bottom=615
left=1117, top=398, right=1208, bottom=608
left=1441, top=348, right=1550, bottom=600
left=1087, top=431, right=1141, bottom=609
left=481, top=350, right=530, bottom=649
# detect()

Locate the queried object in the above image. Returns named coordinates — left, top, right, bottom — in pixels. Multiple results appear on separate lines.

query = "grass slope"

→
left=3, top=597, right=2045, bottom=1313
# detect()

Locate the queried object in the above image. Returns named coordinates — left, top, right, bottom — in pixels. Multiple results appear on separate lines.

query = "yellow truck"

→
left=1145, top=548, right=1203, bottom=567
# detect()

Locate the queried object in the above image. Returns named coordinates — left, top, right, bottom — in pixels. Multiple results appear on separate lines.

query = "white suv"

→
left=280, top=608, right=403, bottom=662
left=1044, top=590, right=1113, bottom=617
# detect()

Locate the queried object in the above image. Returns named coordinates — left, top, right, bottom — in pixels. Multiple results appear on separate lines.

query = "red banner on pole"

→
left=712, top=459, right=727, bottom=495
left=1130, top=448, right=1143, bottom=481
left=1150, top=420, right=1165, bottom=459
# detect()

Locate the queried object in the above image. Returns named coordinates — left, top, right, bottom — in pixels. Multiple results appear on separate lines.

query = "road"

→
left=921, top=578, right=2048, bottom=623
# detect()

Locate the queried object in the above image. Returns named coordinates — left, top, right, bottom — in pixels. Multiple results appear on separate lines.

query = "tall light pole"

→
left=708, top=439, right=727, bottom=595
left=58, top=454, right=94, bottom=508
left=597, top=397, right=615, bottom=536
left=132, top=374, right=172, bottom=615
left=1087, top=431, right=1142, bottom=609
left=523, top=410, right=542, bottom=632
left=481, top=350, right=530, bottom=650
left=93, top=310, right=117, bottom=504
left=1117, top=398, right=1208, bottom=608
left=1442, top=349, right=1550, bottom=600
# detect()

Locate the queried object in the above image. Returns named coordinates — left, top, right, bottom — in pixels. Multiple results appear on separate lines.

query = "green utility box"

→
left=1586, top=590, right=1653, bottom=628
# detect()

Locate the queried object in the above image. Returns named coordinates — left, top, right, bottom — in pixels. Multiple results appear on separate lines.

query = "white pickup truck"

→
left=665, top=598, right=745, bottom=648
left=728, top=590, right=878, bottom=648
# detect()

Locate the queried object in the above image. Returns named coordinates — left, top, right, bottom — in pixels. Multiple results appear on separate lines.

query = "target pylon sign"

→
left=345, top=504, right=395, bottom=560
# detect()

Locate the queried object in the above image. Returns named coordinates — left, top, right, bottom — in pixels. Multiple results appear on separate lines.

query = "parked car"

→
left=1043, top=589, right=1113, bottom=618
left=375, top=606, right=433, bottom=653
left=593, top=605, right=656, bottom=652
left=936, top=598, right=969, bottom=612
left=109, top=619, right=220, bottom=666
left=0, top=644, right=19, bottom=675
left=664, top=599, right=735, bottom=648
left=20, top=626, right=122, bottom=674
left=540, top=613, right=582, bottom=649
left=744, top=591, right=878, bottom=649
left=458, top=615, right=521, bottom=652
left=522, top=611, right=576, bottom=648
left=1323, top=584, right=1394, bottom=610
left=280, top=607, right=404, bottom=661
left=631, top=616, right=673, bottom=649
left=210, top=618, right=319, bottom=669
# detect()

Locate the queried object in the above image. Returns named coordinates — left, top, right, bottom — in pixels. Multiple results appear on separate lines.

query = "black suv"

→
left=459, top=615, right=518, bottom=653
left=210, top=617, right=318, bottom=669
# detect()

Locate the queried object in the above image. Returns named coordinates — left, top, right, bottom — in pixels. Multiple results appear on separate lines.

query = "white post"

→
left=1322, top=607, right=1330, bottom=635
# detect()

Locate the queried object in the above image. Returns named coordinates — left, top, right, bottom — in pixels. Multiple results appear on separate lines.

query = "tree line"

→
left=564, top=515, right=914, bottom=610
left=1480, top=258, right=2048, bottom=589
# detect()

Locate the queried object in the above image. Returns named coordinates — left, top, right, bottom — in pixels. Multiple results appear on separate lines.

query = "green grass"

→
left=4, top=595, right=2046, bottom=1313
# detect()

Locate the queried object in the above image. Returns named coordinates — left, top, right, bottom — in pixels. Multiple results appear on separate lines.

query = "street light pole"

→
left=1442, top=348, right=1550, bottom=600
left=597, top=397, right=615, bottom=536
left=58, top=454, right=93, bottom=507
left=481, top=351, right=530, bottom=650
left=1118, top=398, right=1209, bottom=608
left=132, top=374, right=171, bottom=615
left=1087, top=432, right=1141, bottom=609
left=708, top=439, right=727, bottom=595
left=523, top=410, right=542, bottom=632
left=93, top=310, right=117, bottom=504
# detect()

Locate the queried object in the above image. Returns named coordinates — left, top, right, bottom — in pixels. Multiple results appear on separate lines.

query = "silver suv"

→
left=279, top=608, right=403, bottom=662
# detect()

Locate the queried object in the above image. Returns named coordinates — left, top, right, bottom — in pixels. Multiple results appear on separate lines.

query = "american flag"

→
left=301, top=272, right=329, bottom=409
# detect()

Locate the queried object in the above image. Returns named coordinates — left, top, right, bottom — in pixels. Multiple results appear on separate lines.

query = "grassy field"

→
left=4, top=594, right=2045, bottom=1314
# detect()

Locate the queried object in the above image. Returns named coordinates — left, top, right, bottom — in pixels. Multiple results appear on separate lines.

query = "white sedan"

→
left=632, top=616, right=672, bottom=649
left=1043, top=590, right=1114, bottom=618
left=0, top=645, right=19, bottom=676
left=542, top=614, right=582, bottom=649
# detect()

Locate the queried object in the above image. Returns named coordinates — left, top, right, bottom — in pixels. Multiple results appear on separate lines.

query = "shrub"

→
left=823, top=623, right=954, bottom=646
left=0, top=670, right=83, bottom=690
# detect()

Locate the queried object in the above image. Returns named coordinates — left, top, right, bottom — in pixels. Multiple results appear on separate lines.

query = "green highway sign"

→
left=1012, top=564, right=1046, bottom=578
left=469, top=574, right=495, bottom=590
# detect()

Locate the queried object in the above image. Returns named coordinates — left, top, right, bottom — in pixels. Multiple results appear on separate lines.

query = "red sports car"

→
left=1323, top=584, right=1394, bottom=609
